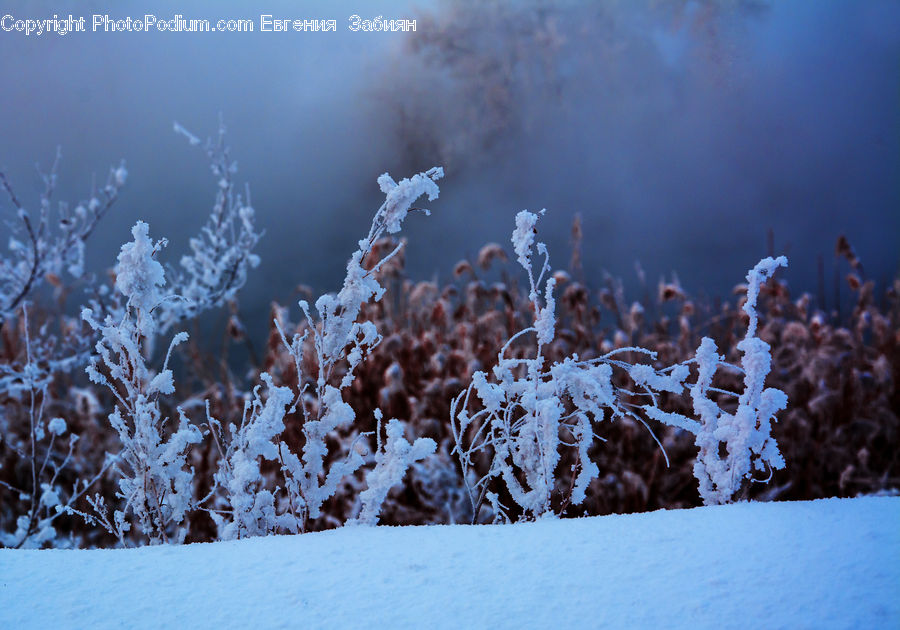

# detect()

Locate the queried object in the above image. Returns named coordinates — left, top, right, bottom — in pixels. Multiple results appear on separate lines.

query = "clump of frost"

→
left=355, top=412, right=436, bottom=526
left=377, top=167, right=442, bottom=233
left=48, top=417, right=66, bottom=436
left=114, top=222, right=166, bottom=326
left=511, top=210, right=538, bottom=268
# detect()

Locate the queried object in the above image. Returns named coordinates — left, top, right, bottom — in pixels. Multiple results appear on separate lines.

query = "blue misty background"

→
left=0, top=0, right=898, bottom=338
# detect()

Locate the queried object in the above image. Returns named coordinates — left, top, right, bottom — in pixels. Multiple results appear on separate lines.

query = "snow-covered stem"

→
left=206, top=376, right=295, bottom=540
left=647, top=256, right=789, bottom=505
left=160, top=119, right=262, bottom=333
left=355, top=413, right=436, bottom=526
left=0, top=149, right=126, bottom=321
left=0, top=305, right=110, bottom=548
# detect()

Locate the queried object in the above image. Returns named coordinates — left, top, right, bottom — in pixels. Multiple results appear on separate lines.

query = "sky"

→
left=1, top=0, right=897, bottom=334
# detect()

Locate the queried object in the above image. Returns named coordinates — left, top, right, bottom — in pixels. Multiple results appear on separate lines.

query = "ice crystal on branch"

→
left=161, top=120, right=261, bottom=332
left=0, top=149, right=126, bottom=320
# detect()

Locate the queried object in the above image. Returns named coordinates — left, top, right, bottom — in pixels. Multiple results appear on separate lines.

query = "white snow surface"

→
left=1, top=497, right=897, bottom=629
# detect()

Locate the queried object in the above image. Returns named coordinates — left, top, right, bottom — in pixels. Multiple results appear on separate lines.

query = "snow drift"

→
left=2, top=496, right=897, bottom=629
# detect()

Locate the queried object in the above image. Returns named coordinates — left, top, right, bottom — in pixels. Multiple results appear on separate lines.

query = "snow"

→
left=114, top=221, right=166, bottom=316
left=47, top=417, right=67, bottom=436
left=377, top=166, right=443, bottom=234
left=1, top=497, right=896, bottom=629
left=512, top=209, right=538, bottom=268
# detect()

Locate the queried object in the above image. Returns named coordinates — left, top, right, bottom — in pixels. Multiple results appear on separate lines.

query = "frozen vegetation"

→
left=0, top=118, right=897, bottom=628
left=0, top=134, right=795, bottom=546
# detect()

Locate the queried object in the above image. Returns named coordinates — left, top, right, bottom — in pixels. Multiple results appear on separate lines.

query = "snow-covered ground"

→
left=2, top=497, right=897, bottom=629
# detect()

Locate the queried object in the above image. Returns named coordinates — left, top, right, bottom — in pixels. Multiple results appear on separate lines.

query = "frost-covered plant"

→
left=0, top=150, right=126, bottom=401
left=0, top=150, right=127, bottom=547
left=0, top=314, right=88, bottom=399
left=0, top=305, right=112, bottom=548
left=646, top=257, right=789, bottom=505
left=0, top=149, right=126, bottom=321
left=452, top=210, right=683, bottom=520
left=160, top=120, right=261, bottom=332
left=355, top=410, right=436, bottom=525
left=80, top=222, right=201, bottom=544
left=207, top=167, right=443, bottom=538
left=205, top=375, right=295, bottom=539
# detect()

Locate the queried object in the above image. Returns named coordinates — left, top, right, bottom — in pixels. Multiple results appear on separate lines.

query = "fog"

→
left=1, top=0, right=898, bottom=335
